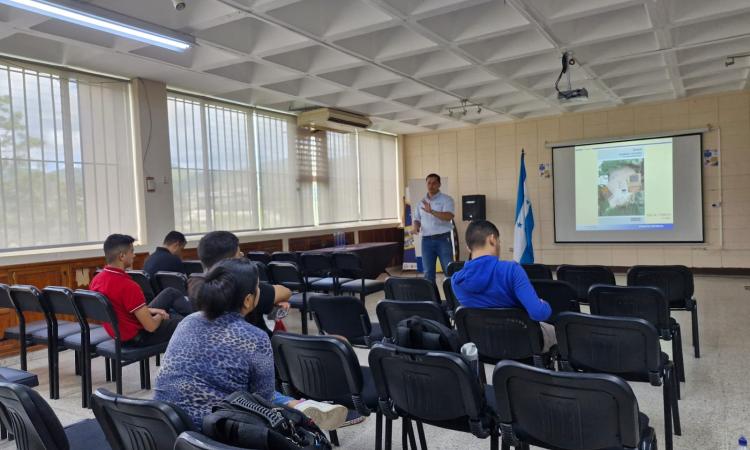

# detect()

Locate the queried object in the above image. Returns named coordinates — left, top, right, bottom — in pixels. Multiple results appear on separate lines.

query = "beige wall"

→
left=403, top=90, right=750, bottom=268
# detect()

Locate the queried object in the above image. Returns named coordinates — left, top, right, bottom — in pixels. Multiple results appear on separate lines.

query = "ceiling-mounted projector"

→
left=555, top=52, right=588, bottom=103
left=557, top=87, right=589, bottom=102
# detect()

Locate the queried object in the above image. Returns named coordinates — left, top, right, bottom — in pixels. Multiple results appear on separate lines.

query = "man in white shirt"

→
left=413, top=173, right=455, bottom=282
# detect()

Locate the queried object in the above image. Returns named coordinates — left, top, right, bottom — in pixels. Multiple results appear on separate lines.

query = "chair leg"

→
left=672, top=325, right=685, bottom=383
left=375, top=412, right=383, bottom=450
left=691, top=304, right=700, bottom=358
left=19, top=337, right=27, bottom=372
left=74, top=350, right=81, bottom=375
left=115, top=359, right=123, bottom=395
left=416, top=421, right=427, bottom=450
left=111, top=358, right=117, bottom=382
left=156, top=353, right=160, bottom=366
left=0, top=421, right=6, bottom=440
left=406, top=419, right=418, bottom=450
left=490, top=431, right=499, bottom=450
left=83, top=346, right=93, bottom=409
left=500, top=442, right=510, bottom=450
left=139, top=360, right=146, bottom=389
left=144, top=358, right=151, bottom=390
left=328, top=430, right=340, bottom=447
left=671, top=366, right=681, bottom=436
left=385, top=418, right=392, bottom=450
left=662, top=368, right=673, bottom=450
left=47, top=342, right=56, bottom=399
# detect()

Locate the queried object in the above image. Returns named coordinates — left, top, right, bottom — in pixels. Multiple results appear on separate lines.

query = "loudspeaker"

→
left=462, top=195, right=486, bottom=221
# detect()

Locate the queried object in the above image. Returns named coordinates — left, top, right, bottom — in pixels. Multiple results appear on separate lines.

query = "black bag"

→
left=395, top=315, right=460, bottom=352
left=203, top=391, right=332, bottom=450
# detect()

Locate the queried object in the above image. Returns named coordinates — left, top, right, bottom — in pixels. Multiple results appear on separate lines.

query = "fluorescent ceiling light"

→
left=0, top=0, right=191, bottom=51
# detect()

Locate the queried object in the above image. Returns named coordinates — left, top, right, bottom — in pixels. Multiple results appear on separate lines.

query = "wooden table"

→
left=310, top=242, right=399, bottom=279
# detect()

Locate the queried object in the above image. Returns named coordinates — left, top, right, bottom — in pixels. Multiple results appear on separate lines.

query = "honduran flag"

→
left=513, top=150, right=535, bottom=264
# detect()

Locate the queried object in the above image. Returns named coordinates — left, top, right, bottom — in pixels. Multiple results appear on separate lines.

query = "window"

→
left=0, top=61, right=137, bottom=251
left=358, top=131, right=398, bottom=220
left=168, top=95, right=399, bottom=232
left=168, top=95, right=258, bottom=234
left=255, top=112, right=314, bottom=229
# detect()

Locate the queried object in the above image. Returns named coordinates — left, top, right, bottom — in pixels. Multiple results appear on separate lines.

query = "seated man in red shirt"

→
left=89, top=234, right=193, bottom=347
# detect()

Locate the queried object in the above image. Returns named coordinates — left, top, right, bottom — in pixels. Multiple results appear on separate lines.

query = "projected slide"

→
left=574, top=137, right=674, bottom=231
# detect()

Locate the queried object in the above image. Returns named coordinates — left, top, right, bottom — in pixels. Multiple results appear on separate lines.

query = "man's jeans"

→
left=421, top=233, right=453, bottom=283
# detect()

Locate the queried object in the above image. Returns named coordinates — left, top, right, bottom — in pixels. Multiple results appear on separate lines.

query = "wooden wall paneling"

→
left=241, top=240, right=284, bottom=254
left=289, top=234, right=336, bottom=252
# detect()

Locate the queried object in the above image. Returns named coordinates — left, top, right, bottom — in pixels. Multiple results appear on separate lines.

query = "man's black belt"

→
left=422, top=232, right=451, bottom=240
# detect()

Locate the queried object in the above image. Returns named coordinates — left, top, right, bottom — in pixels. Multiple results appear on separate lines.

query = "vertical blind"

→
left=318, top=131, right=359, bottom=224
left=167, top=95, right=399, bottom=233
left=0, top=61, right=136, bottom=250
left=168, top=96, right=258, bottom=234
left=358, top=131, right=398, bottom=220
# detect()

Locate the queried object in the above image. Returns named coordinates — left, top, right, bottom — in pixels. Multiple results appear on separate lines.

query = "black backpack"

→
left=203, top=391, right=332, bottom=450
left=395, top=315, right=460, bottom=352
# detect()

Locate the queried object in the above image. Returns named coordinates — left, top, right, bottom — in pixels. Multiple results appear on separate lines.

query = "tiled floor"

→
left=1, top=272, right=749, bottom=449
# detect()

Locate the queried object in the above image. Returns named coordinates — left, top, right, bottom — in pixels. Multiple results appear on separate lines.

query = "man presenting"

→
left=413, top=173, right=455, bottom=283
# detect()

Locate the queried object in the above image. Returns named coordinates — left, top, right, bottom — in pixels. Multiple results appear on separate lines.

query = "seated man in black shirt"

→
left=143, top=231, right=187, bottom=277
left=188, top=231, right=290, bottom=336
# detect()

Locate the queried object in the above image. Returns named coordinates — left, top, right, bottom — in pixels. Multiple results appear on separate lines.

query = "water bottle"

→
left=738, top=436, right=748, bottom=450
left=460, top=342, right=480, bottom=378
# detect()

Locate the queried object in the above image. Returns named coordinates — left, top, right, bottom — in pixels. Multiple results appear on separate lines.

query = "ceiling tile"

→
left=204, top=61, right=299, bottom=85
left=333, top=26, right=436, bottom=60
left=264, top=0, right=393, bottom=38
left=263, top=45, right=360, bottom=73
left=382, top=50, right=470, bottom=77
left=547, top=4, right=651, bottom=45
left=417, top=2, right=528, bottom=42
left=195, top=17, right=309, bottom=56
left=460, top=28, right=553, bottom=63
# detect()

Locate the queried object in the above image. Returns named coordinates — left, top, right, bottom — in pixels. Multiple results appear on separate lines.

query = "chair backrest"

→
left=266, top=262, right=305, bottom=292
left=271, top=251, right=299, bottom=265
left=493, top=360, right=643, bottom=450
left=554, top=312, right=661, bottom=381
left=627, top=265, right=694, bottom=307
left=73, top=290, right=118, bottom=338
left=91, top=388, right=194, bottom=450
left=588, top=285, right=671, bottom=336
left=300, top=253, right=332, bottom=278
left=521, top=263, right=552, bottom=280
left=42, top=286, right=79, bottom=318
left=445, top=261, right=465, bottom=277
left=556, top=264, right=616, bottom=300
left=175, top=431, right=245, bottom=450
left=442, top=277, right=459, bottom=312
left=182, top=261, right=204, bottom=276
left=252, top=261, right=269, bottom=283
left=376, top=300, right=449, bottom=341
left=529, top=279, right=581, bottom=322
left=308, top=296, right=372, bottom=345
left=154, top=271, right=188, bottom=295
left=9, top=285, right=46, bottom=315
left=272, top=333, right=366, bottom=412
left=454, top=307, right=544, bottom=364
left=0, top=381, right=69, bottom=450
left=384, top=277, right=441, bottom=303
left=245, top=251, right=272, bottom=265
left=368, top=343, right=490, bottom=434
left=127, top=270, right=157, bottom=302
left=332, top=252, right=363, bottom=279
left=0, top=283, right=16, bottom=310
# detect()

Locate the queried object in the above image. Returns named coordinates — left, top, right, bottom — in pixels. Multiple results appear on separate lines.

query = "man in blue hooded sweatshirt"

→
left=452, top=220, right=556, bottom=351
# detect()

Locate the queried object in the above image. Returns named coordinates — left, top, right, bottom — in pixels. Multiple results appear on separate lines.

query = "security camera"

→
left=171, top=0, right=186, bottom=11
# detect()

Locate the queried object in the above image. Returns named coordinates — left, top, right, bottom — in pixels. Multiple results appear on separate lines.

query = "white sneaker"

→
left=294, top=400, right=348, bottom=431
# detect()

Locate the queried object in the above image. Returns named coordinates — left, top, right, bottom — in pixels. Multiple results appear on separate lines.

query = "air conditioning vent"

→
left=297, top=108, right=371, bottom=133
